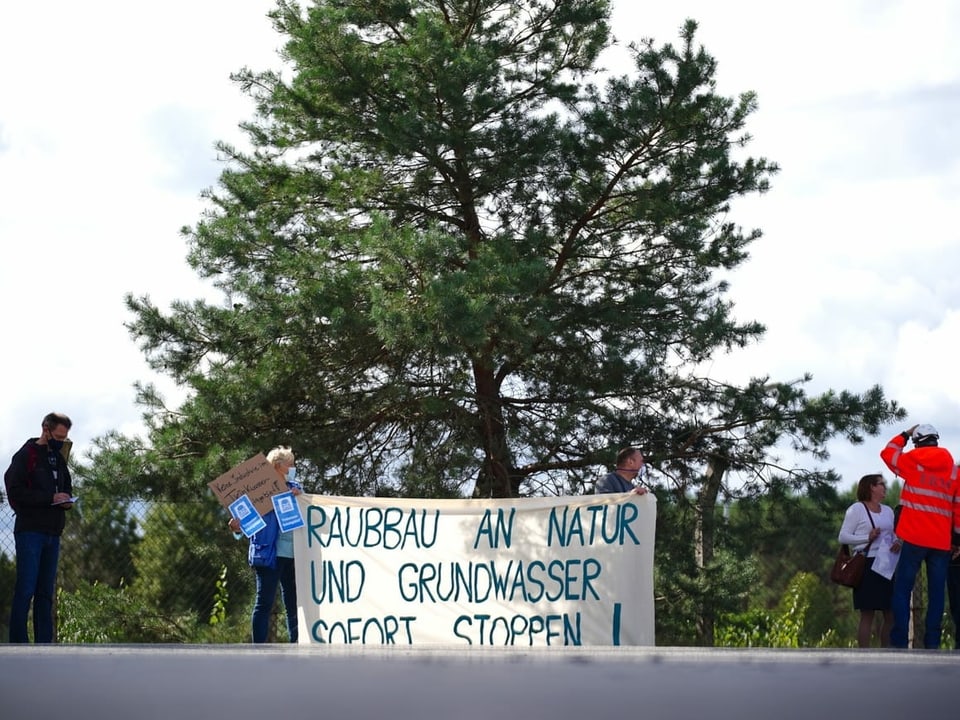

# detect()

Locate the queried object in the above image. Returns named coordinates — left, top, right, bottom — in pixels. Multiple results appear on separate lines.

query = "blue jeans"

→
left=890, top=540, right=950, bottom=648
left=251, top=557, right=298, bottom=643
left=9, top=531, right=61, bottom=643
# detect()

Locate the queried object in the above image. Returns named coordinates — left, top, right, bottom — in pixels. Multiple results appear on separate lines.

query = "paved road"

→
left=1, top=645, right=957, bottom=719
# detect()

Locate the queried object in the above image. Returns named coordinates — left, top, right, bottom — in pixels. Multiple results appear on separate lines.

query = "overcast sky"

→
left=2, top=1, right=959, bottom=493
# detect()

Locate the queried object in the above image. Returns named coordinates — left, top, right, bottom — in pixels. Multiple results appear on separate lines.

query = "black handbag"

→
left=830, top=502, right=875, bottom=588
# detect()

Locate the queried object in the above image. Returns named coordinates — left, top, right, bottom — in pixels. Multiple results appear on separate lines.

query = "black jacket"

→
left=5, top=438, right=72, bottom=535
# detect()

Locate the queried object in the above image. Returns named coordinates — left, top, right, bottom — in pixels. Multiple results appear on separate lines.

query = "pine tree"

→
left=122, top=1, right=901, bottom=506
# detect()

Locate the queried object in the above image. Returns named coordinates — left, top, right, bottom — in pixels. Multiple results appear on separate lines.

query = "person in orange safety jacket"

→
left=880, top=423, right=960, bottom=648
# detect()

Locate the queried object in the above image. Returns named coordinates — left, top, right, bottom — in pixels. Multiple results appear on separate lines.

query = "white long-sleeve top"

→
left=838, top=501, right=895, bottom=557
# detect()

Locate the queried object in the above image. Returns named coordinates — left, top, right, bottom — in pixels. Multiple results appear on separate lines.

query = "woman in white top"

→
left=838, top=473, right=900, bottom=647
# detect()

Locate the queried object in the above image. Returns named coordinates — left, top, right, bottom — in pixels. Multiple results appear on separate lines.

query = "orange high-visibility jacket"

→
left=880, top=433, right=960, bottom=551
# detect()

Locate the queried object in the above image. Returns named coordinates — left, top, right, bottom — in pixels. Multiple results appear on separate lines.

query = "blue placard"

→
left=273, top=491, right=304, bottom=533
left=230, top=495, right=267, bottom=537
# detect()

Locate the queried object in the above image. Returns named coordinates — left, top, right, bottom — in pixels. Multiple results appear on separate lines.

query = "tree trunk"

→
left=471, top=357, right=518, bottom=498
left=695, top=454, right=727, bottom=646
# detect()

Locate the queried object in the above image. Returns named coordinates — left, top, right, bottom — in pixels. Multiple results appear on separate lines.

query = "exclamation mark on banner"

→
left=612, top=602, right=621, bottom=646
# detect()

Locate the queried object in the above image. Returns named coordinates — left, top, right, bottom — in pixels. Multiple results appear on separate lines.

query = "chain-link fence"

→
left=0, top=496, right=262, bottom=644
left=0, top=496, right=955, bottom=647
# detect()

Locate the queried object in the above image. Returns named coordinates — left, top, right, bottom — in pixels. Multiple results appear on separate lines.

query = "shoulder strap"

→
left=26, top=443, right=38, bottom=474
left=860, top=501, right=876, bottom=553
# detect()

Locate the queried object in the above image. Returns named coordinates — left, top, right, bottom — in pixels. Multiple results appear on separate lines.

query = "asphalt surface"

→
left=0, top=645, right=957, bottom=719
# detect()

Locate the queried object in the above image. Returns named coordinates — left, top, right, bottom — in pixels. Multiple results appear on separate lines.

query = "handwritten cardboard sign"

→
left=208, top=453, right=284, bottom=518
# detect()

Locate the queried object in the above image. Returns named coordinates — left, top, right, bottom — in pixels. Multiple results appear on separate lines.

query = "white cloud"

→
left=0, top=0, right=279, bottom=462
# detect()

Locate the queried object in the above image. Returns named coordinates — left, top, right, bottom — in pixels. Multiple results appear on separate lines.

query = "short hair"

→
left=267, top=445, right=295, bottom=467
left=616, top=446, right=642, bottom=467
left=42, top=412, right=72, bottom=431
left=856, top=473, right=883, bottom=501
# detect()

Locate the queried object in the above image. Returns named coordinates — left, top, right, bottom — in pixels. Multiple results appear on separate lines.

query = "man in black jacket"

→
left=4, top=412, right=75, bottom=642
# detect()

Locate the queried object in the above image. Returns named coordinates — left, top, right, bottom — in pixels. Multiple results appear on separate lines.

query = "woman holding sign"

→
left=228, top=446, right=303, bottom=643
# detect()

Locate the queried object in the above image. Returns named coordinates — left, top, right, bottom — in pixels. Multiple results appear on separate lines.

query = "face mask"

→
left=286, top=467, right=297, bottom=483
left=48, top=438, right=65, bottom=453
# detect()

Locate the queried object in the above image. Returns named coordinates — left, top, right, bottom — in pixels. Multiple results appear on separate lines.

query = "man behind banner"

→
left=595, top=447, right=649, bottom=495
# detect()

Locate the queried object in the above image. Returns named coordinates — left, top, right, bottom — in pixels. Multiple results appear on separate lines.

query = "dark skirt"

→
left=852, top=557, right=893, bottom=611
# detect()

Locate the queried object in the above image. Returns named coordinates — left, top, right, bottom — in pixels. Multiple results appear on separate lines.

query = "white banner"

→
left=293, top=492, right=656, bottom=647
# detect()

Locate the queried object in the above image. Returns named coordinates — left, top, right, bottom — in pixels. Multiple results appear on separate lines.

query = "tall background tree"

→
left=72, top=0, right=907, bottom=643
left=117, top=0, right=901, bottom=501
